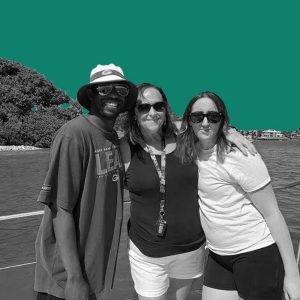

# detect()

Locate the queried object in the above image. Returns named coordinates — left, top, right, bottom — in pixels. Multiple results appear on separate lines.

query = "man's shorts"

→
left=204, top=243, right=284, bottom=300
left=128, top=240, right=207, bottom=298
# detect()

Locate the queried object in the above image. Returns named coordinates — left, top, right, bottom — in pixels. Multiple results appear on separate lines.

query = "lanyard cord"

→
left=146, top=138, right=166, bottom=219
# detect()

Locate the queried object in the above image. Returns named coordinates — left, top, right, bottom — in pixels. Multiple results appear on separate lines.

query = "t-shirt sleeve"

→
left=37, top=131, right=84, bottom=211
left=226, top=151, right=271, bottom=193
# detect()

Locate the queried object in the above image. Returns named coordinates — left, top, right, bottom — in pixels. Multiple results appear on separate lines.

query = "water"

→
left=0, top=149, right=49, bottom=215
left=254, top=140, right=300, bottom=247
left=0, top=140, right=300, bottom=268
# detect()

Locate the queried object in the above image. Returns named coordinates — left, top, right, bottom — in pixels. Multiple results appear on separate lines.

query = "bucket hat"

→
left=77, top=64, right=137, bottom=112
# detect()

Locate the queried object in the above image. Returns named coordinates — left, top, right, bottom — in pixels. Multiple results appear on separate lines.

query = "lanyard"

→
left=146, top=138, right=166, bottom=218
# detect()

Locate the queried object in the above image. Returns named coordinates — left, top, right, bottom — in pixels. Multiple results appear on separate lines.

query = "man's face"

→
left=90, top=83, right=129, bottom=119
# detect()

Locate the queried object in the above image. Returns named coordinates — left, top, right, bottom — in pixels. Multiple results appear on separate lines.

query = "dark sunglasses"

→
left=189, top=111, right=223, bottom=123
left=136, top=102, right=167, bottom=113
left=94, top=84, right=129, bottom=97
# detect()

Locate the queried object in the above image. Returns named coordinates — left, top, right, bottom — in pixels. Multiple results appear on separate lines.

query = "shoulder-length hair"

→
left=126, top=83, right=178, bottom=146
left=176, top=91, right=230, bottom=164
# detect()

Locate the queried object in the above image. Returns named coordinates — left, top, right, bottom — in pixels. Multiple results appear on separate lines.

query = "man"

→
left=34, top=64, right=138, bottom=300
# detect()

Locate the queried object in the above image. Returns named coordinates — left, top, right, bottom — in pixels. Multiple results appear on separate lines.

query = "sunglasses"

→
left=136, top=102, right=167, bottom=113
left=189, top=111, right=223, bottom=123
left=94, top=84, right=129, bottom=97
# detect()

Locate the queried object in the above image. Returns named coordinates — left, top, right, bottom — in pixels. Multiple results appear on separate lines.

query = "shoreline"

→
left=0, top=145, right=42, bottom=151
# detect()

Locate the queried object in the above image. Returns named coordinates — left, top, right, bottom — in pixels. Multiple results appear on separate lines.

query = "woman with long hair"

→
left=120, top=84, right=254, bottom=300
left=176, top=91, right=300, bottom=300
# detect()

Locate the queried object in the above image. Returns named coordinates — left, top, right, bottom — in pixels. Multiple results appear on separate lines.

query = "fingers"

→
left=239, top=140, right=257, bottom=156
left=226, top=145, right=231, bottom=154
left=284, top=290, right=290, bottom=300
left=246, top=142, right=257, bottom=156
left=235, top=142, right=248, bottom=156
left=227, top=141, right=257, bottom=157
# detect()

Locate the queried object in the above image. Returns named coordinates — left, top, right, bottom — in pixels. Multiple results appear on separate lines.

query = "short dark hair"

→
left=176, top=91, right=230, bottom=164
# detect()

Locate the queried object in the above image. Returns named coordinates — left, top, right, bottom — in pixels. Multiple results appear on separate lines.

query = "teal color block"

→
left=1, top=1, right=299, bottom=130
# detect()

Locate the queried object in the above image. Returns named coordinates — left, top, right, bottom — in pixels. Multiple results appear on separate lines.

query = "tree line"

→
left=0, top=59, right=181, bottom=148
left=0, top=59, right=81, bottom=147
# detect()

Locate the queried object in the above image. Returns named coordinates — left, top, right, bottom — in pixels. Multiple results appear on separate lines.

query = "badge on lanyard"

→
left=146, top=138, right=167, bottom=237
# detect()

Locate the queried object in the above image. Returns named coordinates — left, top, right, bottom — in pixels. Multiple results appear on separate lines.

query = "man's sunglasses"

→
left=136, top=102, right=167, bottom=113
left=94, top=84, right=129, bottom=97
left=189, top=111, right=223, bottom=123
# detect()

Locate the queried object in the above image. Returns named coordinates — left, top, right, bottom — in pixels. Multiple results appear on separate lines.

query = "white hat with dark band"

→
left=77, top=64, right=137, bottom=112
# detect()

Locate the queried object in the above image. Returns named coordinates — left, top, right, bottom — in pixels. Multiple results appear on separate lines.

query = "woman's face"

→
left=189, top=97, right=222, bottom=146
left=135, top=87, right=166, bottom=135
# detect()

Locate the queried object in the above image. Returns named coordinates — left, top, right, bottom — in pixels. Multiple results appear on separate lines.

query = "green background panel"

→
left=1, top=0, right=299, bottom=130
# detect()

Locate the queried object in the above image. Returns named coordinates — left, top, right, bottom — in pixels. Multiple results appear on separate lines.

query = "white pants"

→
left=128, top=240, right=207, bottom=298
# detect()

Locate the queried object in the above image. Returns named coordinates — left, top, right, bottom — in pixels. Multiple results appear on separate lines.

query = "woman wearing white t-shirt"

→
left=176, top=92, right=300, bottom=300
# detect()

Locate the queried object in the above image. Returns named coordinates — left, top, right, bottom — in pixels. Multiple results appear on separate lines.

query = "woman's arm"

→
left=119, top=137, right=131, bottom=172
left=225, top=127, right=257, bottom=156
left=249, top=183, right=300, bottom=300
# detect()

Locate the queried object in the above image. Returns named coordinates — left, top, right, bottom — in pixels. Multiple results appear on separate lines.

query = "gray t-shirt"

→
left=34, top=115, right=124, bottom=299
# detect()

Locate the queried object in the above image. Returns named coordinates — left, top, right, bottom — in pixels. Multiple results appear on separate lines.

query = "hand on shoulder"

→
left=226, top=128, right=257, bottom=156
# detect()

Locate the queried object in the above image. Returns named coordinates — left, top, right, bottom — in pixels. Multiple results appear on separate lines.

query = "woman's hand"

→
left=283, top=274, right=300, bottom=300
left=225, top=127, right=257, bottom=156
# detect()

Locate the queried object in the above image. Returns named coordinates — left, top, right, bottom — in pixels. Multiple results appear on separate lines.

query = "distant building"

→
left=291, top=129, right=300, bottom=139
left=240, top=128, right=300, bottom=140
left=240, top=130, right=259, bottom=139
left=249, top=130, right=259, bottom=138
left=257, top=129, right=288, bottom=140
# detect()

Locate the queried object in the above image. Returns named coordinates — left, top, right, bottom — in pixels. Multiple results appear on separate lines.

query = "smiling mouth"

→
left=147, top=116, right=161, bottom=122
left=107, top=102, right=119, bottom=108
left=103, top=100, right=123, bottom=109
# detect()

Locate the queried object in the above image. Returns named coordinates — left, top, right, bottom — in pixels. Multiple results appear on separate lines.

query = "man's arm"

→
left=53, top=206, right=90, bottom=300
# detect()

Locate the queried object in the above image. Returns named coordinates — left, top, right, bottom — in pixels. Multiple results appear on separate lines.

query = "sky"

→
left=1, top=0, right=299, bottom=131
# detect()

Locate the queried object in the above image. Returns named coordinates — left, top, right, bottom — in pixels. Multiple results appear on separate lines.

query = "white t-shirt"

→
left=196, top=146, right=274, bottom=255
